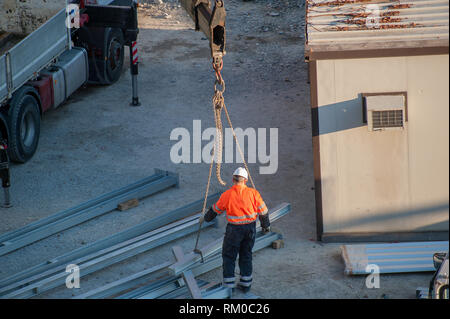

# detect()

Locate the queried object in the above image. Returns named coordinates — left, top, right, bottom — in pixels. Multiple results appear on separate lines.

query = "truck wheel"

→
left=8, top=91, right=41, bottom=163
left=105, top=28, right=124, bottom=84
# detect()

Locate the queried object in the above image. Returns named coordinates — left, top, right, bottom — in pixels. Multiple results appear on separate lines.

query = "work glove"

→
left=198, top=215, right=205, bottom=224
left=262, top=226, right=271, bottom=234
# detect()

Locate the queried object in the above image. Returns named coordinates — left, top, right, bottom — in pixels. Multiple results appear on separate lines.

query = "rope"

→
left=193, top=145, right=214, bottom=252
left=213, top=91, right=226, bottom=186
left=193, top=59, right=258, bottom=252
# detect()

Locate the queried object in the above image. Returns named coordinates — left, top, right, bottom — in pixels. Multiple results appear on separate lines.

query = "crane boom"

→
left=180, top=0, right=226, bottom=65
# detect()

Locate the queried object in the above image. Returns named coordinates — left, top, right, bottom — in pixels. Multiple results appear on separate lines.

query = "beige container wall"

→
left=316, top=54, right=449, bottom=234
left=0, top=0, right=65, bottom=35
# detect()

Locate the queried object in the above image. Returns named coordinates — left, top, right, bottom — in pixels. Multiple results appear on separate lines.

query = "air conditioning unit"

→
left=363, top=94, right=407, bottom=132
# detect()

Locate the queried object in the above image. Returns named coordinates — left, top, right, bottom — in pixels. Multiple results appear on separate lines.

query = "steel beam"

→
left=202, top=285, right=232, bottom=299
left=74, top=262, right=172, bottom=299
left=172, top=246, right=202, bottom=299
left=158, top=280, right=209, bottom=299
left=0, top=169, right=179, bottom=256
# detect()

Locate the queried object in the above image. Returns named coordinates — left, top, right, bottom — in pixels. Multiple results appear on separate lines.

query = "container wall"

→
left=315, top=54, right=449, bottom=234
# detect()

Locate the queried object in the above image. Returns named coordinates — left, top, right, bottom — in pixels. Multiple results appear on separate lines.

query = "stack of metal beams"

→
left=0, top=193, right=221, bottom=298
left=0, top=188, right=290, bottom=299
left=76, top=203, right=291, bottom=299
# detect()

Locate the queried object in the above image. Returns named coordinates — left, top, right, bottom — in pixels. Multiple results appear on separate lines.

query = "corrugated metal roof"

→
left=341, top=241, right=449, bottom=275
left=306, top=0, right=449, bottom=53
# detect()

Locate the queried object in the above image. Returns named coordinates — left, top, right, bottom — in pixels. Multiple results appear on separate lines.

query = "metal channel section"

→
left=73, top=262, right=173, bottom=299
left=0, top=193, right=220, bottom=293
left=0, top=9, right=70, bottom=103
left=202, top=285, right=233, bottom=299
left=0, top=169, right=179, bottom=257
left=342, top=241, right=449, bottom=275
left=159, top=280, right=210, bottom=299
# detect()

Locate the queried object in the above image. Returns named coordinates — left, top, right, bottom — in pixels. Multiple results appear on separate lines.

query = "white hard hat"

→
left=233, top=167, right=248, bottom=180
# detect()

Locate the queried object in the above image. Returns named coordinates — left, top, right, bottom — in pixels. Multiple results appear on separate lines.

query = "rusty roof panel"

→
left=306, top=0, right=449, bottom=54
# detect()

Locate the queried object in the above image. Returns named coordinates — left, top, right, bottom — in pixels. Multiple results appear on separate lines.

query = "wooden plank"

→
left=272, top=239, right=284, bottom=249
left=117, top=198, right=139, bottom=211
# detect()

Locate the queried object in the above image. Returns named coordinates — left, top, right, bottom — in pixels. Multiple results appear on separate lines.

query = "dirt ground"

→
left=0, top=0, right=433, bottom=299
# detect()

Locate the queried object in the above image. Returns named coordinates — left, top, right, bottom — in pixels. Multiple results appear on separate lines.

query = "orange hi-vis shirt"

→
left=212, top=184, right=268, bottom=225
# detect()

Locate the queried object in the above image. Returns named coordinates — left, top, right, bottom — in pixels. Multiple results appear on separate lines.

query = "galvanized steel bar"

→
left=74, top=262, right=172, bottom=299
left=202, top=285, right=232, bottom=299
left=158, top=280, right=210, bottom=299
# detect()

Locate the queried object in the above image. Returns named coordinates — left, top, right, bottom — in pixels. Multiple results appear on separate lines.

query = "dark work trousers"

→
left=222, top=222, right=256, bottom=289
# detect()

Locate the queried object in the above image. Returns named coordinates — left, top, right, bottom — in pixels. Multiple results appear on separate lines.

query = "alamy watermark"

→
left=365, top=264, right=380, bottom=289
left=170, top=120, right=278, bottom=175
left=65, top=264, right=80, bottom=289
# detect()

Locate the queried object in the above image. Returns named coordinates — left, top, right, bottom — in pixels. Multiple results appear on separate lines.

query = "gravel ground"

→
left=0, top=0, right=432, bottom=299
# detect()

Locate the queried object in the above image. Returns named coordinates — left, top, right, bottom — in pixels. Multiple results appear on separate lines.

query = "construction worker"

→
left=200, top=167, right=270, bottom=293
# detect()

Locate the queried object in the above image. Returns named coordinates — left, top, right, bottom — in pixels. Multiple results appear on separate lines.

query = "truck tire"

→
left=105, top=28, right=124, bottom=84
left=8, top=90, right=41, bottom=163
